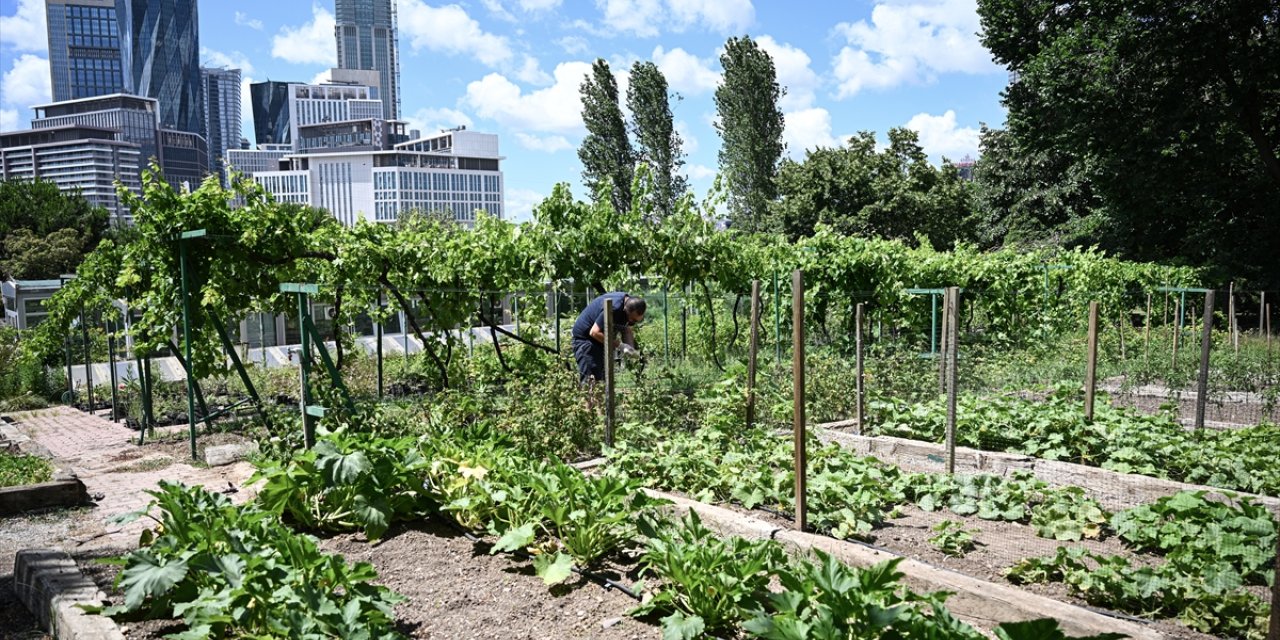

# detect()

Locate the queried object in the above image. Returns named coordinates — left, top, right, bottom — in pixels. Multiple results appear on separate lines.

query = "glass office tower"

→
left=201, top=66, right=241, bottom=185
left=116, top=0, right=203, bottom=134
left=250, top=80, right=294, bottom=147
left=334, top=0, right=400, bottom=121
left=46, top=0, right=127, bottom=101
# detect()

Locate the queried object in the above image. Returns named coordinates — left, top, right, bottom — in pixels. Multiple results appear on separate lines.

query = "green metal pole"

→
left=513, top=294, right=520, bottom=334
left=64, top=334, right=72, bottom=402
left=142, top=354, right=155, bottom=438
left=298, top=292, right=315, bottom=448
left=81, top=309, right=94, bottom=412
left=376, top=292, right=384, bottom=400
left=178, top=239, right=198, bottom=460
left=773, top=271, right=781, bottom=364
left=108, top=317, right=119, bottom=421
left=930, top=294, right=938, bottom=356
left=554, top=282, right=561, bottom=354
left=663, top=285, right=670, bottom=365
left=258, top=312, right=267, bottom=365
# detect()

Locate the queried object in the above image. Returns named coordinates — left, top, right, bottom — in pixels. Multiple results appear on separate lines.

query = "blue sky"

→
left=1, top=0, right=1010, bottom=221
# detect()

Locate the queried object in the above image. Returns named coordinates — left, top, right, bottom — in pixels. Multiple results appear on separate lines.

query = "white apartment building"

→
left=287, top=82, right=384, bottom=147
left=254, top=127, right=503, bottom=227
left=0, top=124, right=141, bottom=223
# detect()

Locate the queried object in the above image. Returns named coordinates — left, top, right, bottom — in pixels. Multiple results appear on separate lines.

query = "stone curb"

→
left=13, top=549, right=125, bottom=640
left=643, top=489, right=1163, bottom=640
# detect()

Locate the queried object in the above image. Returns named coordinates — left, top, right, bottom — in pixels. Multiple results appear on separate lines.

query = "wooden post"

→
left=1172, top=298, right=1181, bottom=368
left=1144, top=293, right=1152, bottom=364
left=1268, top=532, right=1280, bottom=640
left=855, top=302, right=865, bottom=436
left=938, top=293, right=949, bottom=394
left=1268, top=303, right=1273, bottom=355
left=1195, top=290, right=1215, bottom=432
left=746, top=280, right=761, bottom=429
left=1085, top=301, right=1100, bottom=423
left=603, top=298, right=616, bottom=447
left=792, top=270, right=806, bottom=531
left=1229, top=282, right=1238, bottom=354
left=944, top=287, right=959, bottom=475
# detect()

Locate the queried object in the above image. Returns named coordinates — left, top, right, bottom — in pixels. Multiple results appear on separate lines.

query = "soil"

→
left=0, top=507, right=100, bottom=640
left=71, top=518, right=661, bottom=640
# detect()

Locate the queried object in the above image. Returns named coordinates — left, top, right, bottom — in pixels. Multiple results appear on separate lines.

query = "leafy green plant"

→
left=101, top=481, right=403, bottom=639
left=634, top=510, right=787, bottom=639
left=929, top=520, right=978, bottom=557
left=1032, top=487, right=1109, bottom=541
left=0, top=449, right=54, bottom=487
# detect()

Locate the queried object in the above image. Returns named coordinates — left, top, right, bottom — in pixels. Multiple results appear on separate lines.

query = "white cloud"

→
left=271, top=5, right=337, bottom=65
left=239, top=76, right=254, bottom=143
left=556, top=36, right=590, bottom=56
left=516, top=132, right=573, bottom=153
left=234, top=11, right=264, bottom=30
left=783, top=107, right=840, bottom=156
left=669, top=0, right=753, bottom=33
left=0, top=108, right=20, bottom=132
left=904, top=110, right=980, bottom=161
left=597, top=0, right=664, bottom=37
left=201, top=47, right=255, bottom=75
left=505, top=188, right=546, bottom=223
left=399, top=1, right=514, bottom=68
left=687, top=164, right=716, bottom=181
left=515, top=55, right=552, bottom=85
left=0, top=0, right=47, bottom=52
left=651, top=46, right=719, bottom=95
left=833, top=0, right=999, bottom=98
left=518, top=0, right=563, bottom=10
left=676, top=120, right=698, bottom=154
left=463, top=61, right=592, bottom=135
left=1, top=55, right=51, bottom=109
left=480, top=0, right=518, bottom=22
left=309, top=70, right=330, bottom=85
left=756, top=36, right=819, bottom=111
left=404, top=107, right=474, bottom=136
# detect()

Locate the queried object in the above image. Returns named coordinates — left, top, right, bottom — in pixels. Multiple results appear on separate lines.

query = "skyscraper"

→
left=334, top=0, right=399, bottom=121
left=45, top=0, right=127, bottom=101
left=201, top=66, right=241, bottom=185
left=250, top=80, right=294, bottom=146
left=115, top=0, right=203, bottom=134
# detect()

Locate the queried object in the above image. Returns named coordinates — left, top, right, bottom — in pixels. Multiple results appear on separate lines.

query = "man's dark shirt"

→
left=572, top=292, right=631, bottom=342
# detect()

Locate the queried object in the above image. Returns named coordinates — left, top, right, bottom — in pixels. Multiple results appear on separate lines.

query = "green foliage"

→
left=773, top=129, right=973, bottom=248
left=0, top=449, right=54, bottom=487
left=102, top=481, right=403, bottom=639
left=715, top=36, right=786, bottom=232
left=1032, top=487, right=1109, bottom=542
left=977, top=0, right=1280, bottom=285
left=928, top=521, right=979, bottom=557
left=578, top=58, right=635, bottom=216
left=0, top=178, right=109, bottom=280
left=627, top=61, right=688, bottom=220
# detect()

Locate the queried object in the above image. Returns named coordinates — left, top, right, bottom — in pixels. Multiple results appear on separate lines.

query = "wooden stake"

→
left=1195, top=291, right=1215, bottom=432
left=792, top=270, right=807, bottom=531
left=855, top=302, right=865, bottom=435
left=938, top=293, right=949, bottom=394
left=1085, top=301, right=1100, bottom=423
left=746, top=280, right=761, bottom=429
left=1144, top=293, right=1152, bottom=365
left=603, top=298, right=616, bottom=447
left=1229, top=282, right=1238, bottom=354
left=945, top=287, right=960, bottom=475
left=1269, top=303, right=1274, bottom=356
left=1172, top=298, right=1181, bottom=368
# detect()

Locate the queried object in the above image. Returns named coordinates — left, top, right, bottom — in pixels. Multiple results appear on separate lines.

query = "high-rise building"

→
left=115, top=0, right=203, bottom=134
left=286, top=81, right=384, bottom=145
left=250, top=80, right=294, bottom=147
left=45, top=0, right=127, bottom=101
left=0, top=124, right=141, bottom=224
left=333, top=0, right=399, bottom=121
left=201, top=66, right=241, bottom=185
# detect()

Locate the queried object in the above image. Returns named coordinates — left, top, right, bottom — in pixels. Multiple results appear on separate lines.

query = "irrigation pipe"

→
left=432, top=514, right=642, bottom=600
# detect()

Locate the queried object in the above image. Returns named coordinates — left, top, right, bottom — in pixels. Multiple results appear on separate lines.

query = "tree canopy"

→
left=627, top=61, right=688, bottom=221
left=715, top=36, right=786, bottom=233
left=578, top=59, right=635, bottom=216
left=0, top=179, right=110, bottom=280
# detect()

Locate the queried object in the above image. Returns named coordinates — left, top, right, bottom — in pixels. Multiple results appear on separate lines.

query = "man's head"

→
left=623, top=296, right=647, bottom=324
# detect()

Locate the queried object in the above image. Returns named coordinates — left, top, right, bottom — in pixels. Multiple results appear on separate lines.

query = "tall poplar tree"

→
left=577, top=59, right=634, bottom=215
left=714, top=36, right=786, bottom=232
left=626, top=61, right=688, bottom=220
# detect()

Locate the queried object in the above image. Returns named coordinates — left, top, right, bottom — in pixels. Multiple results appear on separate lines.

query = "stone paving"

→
left=2, top=405, right=256, bottom=550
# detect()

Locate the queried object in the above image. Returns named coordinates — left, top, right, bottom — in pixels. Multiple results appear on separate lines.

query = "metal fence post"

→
left=1195, top=290, right=1215, bottom=432
left=1085, top=301, right=1100, bottom=423
left=1268, top=530, right=1279, bottom=640
left=662, top=284, right=669, bottom=365
left=746, top=280, right=760, bottom=429
left=792, top=269, right=807, bottom=531
left=107, top=317, right=119, bottom=421
left=603, top=298, right=616, bottom=447
left=938, top=292, right=950, bottom=395
left=375, top=291, right=384, bottom=400
left=297, top=289, right=315, bottom=448
left=177, top=231, right=202, bottom=460
left=945, top=287, right=959, bottom=475
left=855, top=302, right=865, bottom=435
left=80, top=308, right=93, bottom=413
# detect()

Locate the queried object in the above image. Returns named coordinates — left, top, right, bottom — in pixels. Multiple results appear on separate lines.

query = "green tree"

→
left=715, top=36, right=786, bottom=232
left=772, top=129, right=972, bottom=248
left=578, top=59, right=635, bottom=215
left=971, top=126, right=1111, bottom=250
left=0, top=179, right=109, bottom=280
left=978, top=0, right=1280, bottom=283
left=626, top=61, right=688, bottom=220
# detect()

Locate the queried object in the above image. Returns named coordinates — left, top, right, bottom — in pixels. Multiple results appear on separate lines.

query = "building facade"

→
left=201, top=66, right=241, bottom=186
left=116, top=0, right=203, bottom=134
left=287, top=82, right=384, bottom=147
left=0, top=125, right=141, bottom=224
left=254, top=128, right=504, bottom=227
left=334, top=0, right=399, bottom=121
left=225, top=144, right=291, bottom=181
left=45, top=0, right=126, bottom=101
left=159, top=128, right=209, bottom=189
left=249, top=80, right=294, bottom=147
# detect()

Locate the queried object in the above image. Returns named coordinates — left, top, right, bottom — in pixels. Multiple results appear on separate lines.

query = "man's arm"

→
left=621, top=325, right=636, bottom=348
